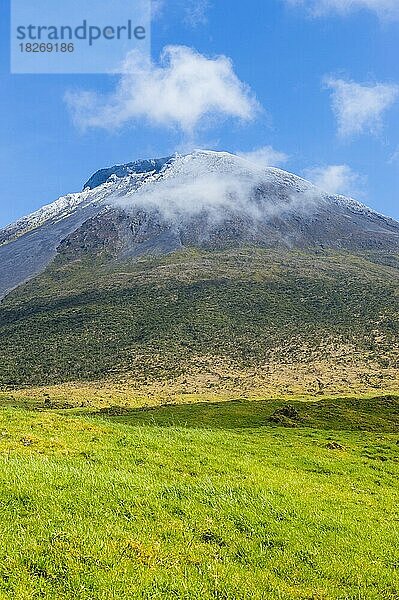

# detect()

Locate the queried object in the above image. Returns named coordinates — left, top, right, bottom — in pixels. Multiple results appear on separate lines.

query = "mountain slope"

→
left=1, top=150, right=399, bottom=299
left=0, top=246, right=398, bottom=396
left=0, top=158, right=176, bottom=298
left=0, top=151, right=398, bottom=397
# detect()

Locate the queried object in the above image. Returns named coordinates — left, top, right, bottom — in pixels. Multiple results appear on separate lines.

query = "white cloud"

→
left=286, top=0, right=399, bottom=20
left=65, top=46, right=259, bottom=135
left=304, top=164, right=364, bottom=197
left=324, top=77, right=399, bottom=138
left=237, top=146, right=289, bottom=168
left=113, top=151, right=322, bottom=228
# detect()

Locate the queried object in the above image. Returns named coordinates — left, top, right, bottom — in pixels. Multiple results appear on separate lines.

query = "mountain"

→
left=0, top=150, right=398, bottom=397
left=1, top=150, right=399, bottom=300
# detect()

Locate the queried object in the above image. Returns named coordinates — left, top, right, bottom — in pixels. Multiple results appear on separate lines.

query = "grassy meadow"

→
left=0, top=393, right=397, bottom=599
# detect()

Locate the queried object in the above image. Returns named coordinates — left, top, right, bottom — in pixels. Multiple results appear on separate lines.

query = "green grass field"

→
left=0, top=395, right=398, bottom=599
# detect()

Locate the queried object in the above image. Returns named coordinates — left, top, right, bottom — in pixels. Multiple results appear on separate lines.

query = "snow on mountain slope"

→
left=0, top=192, right=95, bottom=248
left=0, top=162, right=170, bottom=248
left=105, top=150, right=399, bottom=251
left=0, top=150, right=390, bottom=247
left=1, top=150, right=399, bottom=299
left=83, top=156, right=173, bottom=190
left=0, top=158, right=175, bottom=298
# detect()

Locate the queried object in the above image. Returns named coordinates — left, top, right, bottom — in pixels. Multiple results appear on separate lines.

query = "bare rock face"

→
left=1, top=150, right=399, bottom=298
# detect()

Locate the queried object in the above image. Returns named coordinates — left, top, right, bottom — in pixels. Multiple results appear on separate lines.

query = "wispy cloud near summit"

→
left=304, top=164, right=365, bottom=197
left=237, top=146, right=289, bottom=168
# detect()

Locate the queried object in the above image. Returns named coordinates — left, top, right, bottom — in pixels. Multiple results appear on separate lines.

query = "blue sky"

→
left=1, top=0, right=399, bottom=227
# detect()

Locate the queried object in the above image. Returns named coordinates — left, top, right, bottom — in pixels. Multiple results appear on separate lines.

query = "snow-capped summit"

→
left=83, top=156, right=173, bottom=190
left=1, top=150, right=399, bottom=299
